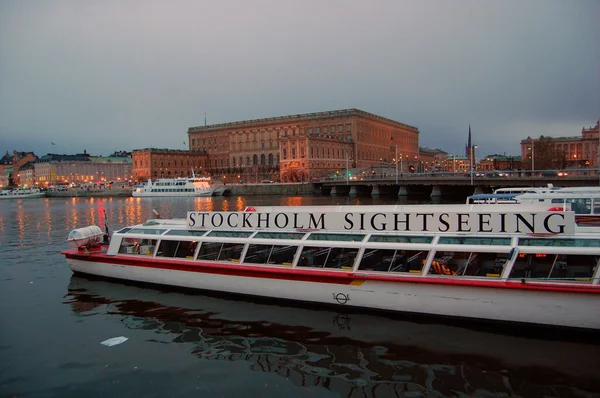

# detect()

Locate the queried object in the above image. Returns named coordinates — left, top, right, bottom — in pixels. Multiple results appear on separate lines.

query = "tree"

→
left=530, top=136, right=555, bottom=170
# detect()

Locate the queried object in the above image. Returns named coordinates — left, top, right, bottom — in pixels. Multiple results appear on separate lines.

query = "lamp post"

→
left=528, top=139, right=535, bottom=177
left=470, top=145, right=478, bottom=185
left=345, top=150, right=349, bottom=185
left=395, top=145, right=398, bottom=184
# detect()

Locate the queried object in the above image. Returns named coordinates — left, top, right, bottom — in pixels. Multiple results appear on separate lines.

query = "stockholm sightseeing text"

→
left=187, top=211, right=571, bottom=234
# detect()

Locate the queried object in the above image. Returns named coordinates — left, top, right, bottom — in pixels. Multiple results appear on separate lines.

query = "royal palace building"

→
left=186, top=109, right=419, bottom=182
left=520, top=120, right=600, bottom=170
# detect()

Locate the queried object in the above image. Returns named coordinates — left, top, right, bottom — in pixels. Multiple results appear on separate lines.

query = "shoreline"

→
left=43, top=183, right=318, bottom=197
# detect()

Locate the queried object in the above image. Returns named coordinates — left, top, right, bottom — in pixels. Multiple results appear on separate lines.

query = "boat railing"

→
left=106, top=226, right=600, bottom=285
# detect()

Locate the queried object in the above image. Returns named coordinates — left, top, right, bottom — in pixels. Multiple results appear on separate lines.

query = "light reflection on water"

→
left=2, top=195, right=597, bottom=397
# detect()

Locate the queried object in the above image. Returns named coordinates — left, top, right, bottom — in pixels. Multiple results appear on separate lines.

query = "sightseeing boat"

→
left=0, top=187, right=45, bottom=199
left=132, top=176, right=214, bottom=197
left=61, top=203, right=600, bottom=330
left=468, top=188, right=600, bottom=226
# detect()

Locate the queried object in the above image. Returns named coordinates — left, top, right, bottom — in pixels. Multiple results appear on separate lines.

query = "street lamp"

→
left=395, top=144, right=398, bottom=184
left=528, top=140, right=535, bottom=177
left=345, top=150, right=349, bottom=185
left=470, top=145, right=478, bottom=185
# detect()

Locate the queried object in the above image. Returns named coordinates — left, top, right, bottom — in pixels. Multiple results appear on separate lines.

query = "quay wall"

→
left=44, top=184, right=317, bottom=198
left=45, top=188, right=133, bottom=198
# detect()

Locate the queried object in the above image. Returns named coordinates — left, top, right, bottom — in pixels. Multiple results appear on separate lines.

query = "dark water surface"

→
left=1, top=195, right=599, bottom=398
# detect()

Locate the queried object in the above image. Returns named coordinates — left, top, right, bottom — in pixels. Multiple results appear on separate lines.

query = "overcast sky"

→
left=1, top=0, right=598, bottom=159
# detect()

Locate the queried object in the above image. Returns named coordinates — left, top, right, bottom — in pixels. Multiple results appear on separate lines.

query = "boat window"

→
left=156, top=239, right=198, bottom=259
left=358, top=249, right=427, bottom=273
left=243, top=244, right=298, bottom=265
left=428, top=251, right=508, bottom=277
left=438, top=237, right=512, bottom=246
left=518, top=238, right=600, bottom=247
left=594, top=199, right=600, bottom=214
left=306, top=233, right=365, bottom=242
left=207, top=231, right=253, bottom=238
left=118, top=237, right=157, bottom=256
left=368, top=235, right=432, bottom=244
left=126, top=228, right=167, bottom=235
left=566, top=198, right=591, bottom=214
left=197, top=242, right=245, bottom=262
left=165, top=229, right=207, bottom=237
left=298, top=246, right=359, bottom=270
left=253, top=232, right=305, bottom=240
left=509, top=253, right=598, bottom=281
left=116, top=227, right=132, bottom=234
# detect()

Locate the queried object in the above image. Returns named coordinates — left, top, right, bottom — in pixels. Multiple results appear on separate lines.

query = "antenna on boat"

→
left=102, top=209, right=111, bottom=244
left=152, top=209, right=161, bottom=219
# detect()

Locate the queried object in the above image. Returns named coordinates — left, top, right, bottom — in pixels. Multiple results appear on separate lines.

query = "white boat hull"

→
left=0, top=192, right=45, bottom=199
left=66, top=257, right=599, bottom=330
left=132, top=190, right=213, bottom=197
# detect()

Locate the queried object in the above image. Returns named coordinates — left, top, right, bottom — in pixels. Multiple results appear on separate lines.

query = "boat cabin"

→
left=104, top=205, right=600, bottom=285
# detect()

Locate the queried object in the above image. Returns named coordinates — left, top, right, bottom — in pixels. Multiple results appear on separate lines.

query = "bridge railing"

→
left=319, top=168, right=600, bottom=182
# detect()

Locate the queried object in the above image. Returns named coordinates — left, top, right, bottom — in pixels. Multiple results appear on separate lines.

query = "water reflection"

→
left=0, top=195, right=431, bottom=246
left=65, top=275, right=600, bottom=397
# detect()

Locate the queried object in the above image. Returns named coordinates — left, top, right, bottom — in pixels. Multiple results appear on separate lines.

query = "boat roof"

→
left=242, top=203, right=553, bottom=213
left=517, top=191, right=600, bottom=199
left=468, top=193, right=518, bottom=200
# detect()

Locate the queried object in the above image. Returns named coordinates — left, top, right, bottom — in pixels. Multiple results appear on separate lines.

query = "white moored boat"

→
left=61, top=203, right=600, bottom=330
left=0, top=187, right=45, bottom=199
left=468, top=187, right=600, bottom=226
left=132, top=177, right=214, bottom=197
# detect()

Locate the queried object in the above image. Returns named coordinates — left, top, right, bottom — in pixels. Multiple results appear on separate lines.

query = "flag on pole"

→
left=51, top=142, right=55, bottom=146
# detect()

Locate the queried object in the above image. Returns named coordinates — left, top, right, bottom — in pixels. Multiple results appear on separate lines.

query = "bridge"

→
left=315, top=170, right=600, bottom=198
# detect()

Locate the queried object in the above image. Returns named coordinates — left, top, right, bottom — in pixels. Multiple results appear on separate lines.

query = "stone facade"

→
left=520, top=120, right=600, bottom=170
left=132, top=148, right=209, bottom=181
left=187, top=109, right=419, bottom=182
left=35, top=153, right=132, bottom=186
left=0, top=151, right=37, bottom=187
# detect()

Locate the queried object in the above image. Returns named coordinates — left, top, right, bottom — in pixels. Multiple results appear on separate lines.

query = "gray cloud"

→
left=1, top=0, right=598, bottom=158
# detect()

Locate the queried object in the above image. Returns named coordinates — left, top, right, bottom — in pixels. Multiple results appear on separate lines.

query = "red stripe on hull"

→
left=62, top=248, right=600, bottom=295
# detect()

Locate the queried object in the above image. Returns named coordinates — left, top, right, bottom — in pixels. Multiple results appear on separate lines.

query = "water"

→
left=1, top=195, right=599, bottom=398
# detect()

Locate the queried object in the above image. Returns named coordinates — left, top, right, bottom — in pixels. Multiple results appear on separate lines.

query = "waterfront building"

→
left=19, top=162, right=36, bottom=187
left=442, top=154, right=470, bottom=173
left=131, top=148, right=209, bottom=181
left=186, top=109, right=419, bottom=182
left=479, top=155, right=522, bottom=172
left=0, top=166, right=11, bottom=188
left=520, top=120, right=600, bottom=170
left=0, top=151, right=37, bottom=187
left=35, top=152, right=132, bottom=187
